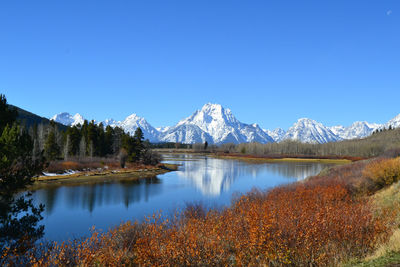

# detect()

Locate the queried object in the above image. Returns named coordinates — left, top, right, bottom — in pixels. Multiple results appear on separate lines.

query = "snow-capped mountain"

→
left=161, top=124, right=213, bottom=144
left=156, top=126, right=171, bottom=133
left=102, top=118, right=119, bottom=128
left=163, top=103, right=274, bottom=144
left=281, top=118, right=340, bottom=144
left=117, top=114, right=159, bottom=142
left=264, top=128, right=286, bottom=142
left=384, top=114, right=400, bottom=129
left=101, top=114, right=160, bottom=142
left=52, top=112, right=159, bottom=142
left=51, top=112, right=85, bottom=126
left=51, top=106, right=400, bottom=145
left=329, top=121, right=381, bottom=140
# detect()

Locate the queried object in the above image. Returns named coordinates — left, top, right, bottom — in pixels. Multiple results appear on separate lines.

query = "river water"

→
left=31, top=154, right=336, bottom=241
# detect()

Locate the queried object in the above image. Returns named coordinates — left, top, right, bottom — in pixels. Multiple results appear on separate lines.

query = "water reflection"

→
left=178, top=156, right=331, bottom=195
left=266, top=162, right=329, bottom=181
left=30, top=154, right=336, bottom=240
left=34, top=177, right=162, bottom=216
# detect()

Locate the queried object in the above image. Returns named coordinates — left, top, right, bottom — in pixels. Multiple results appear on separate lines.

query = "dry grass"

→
left=45, top=157, right=121, bottom=173
left=363, top=157, right=400, bottom=189
left=350, top=181, right=400, bottom=264
left=366, top=229, right=400, bottom=261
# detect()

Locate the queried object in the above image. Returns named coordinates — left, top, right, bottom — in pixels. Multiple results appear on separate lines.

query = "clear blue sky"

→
left=1, top=0, right=399, bottom=129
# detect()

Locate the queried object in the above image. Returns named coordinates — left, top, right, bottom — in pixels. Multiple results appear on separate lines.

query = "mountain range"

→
left=51, top=103, right=400, bottom=144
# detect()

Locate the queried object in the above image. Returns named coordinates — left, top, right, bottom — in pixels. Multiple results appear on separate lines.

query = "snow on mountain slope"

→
left=330, top=121, right=381, bottom=140
left=100, top=114, right=159, bottom=142
left=171, top=103, right=274, bottom=144
left=282, top=118, right=340, bottom=144
left=118, top=114, right=159, bottom=142
left=51, top=112, right=84, bottom=126
left=264, top=128, right=286, bottom=142
left=156, top=126, right=171, bottom=133
left=384, top=114, right=400, bottom=129
left=52, top=112, right=159, bottom=142
left=51, top=107, right=399, bottom=145
left=366, top=122, right=382, bottom=130
left=102, top=118, right=119, bottom=128
left=161, top=124, right=213, bottom=144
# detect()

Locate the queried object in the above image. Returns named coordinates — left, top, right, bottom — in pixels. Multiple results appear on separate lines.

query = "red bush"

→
left=28, top=177, right=388, bottom=266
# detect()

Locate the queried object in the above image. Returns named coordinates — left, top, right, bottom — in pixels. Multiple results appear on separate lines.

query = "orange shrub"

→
left=22, top=159, right=397, bottom=267
left=363, top=158, right=400, bottom=188
left=27, top=180, right=388, bottom=267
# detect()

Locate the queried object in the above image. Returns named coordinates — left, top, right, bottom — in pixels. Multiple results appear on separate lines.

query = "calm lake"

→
left=31, top=154, right=337, bottom=241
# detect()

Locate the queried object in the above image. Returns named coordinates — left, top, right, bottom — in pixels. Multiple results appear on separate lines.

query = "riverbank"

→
left=212, top=153, right=356, bottom=164
left=20, top=156, right=400, bottom=266
left=155, top=149, right=359, bottom=163
left=8, top=155, right=400, bottom=266
left=29, top=163, right=178, bottom=190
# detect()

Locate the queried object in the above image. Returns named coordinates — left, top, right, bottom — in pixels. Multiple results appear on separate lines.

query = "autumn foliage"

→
left=363, top=157, right=400, bottom=189
left=16, top=175, right=388, bottom=267
left=5, top=158, right=400, bottom=266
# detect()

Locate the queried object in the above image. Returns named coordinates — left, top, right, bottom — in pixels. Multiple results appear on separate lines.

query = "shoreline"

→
left=29, top=163, right=178, bottom=190
left=212, top=154, right=353, bottom=164
left=157, top=149, right=358, bottom=164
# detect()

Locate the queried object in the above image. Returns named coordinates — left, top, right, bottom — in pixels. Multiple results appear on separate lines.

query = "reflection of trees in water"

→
left=34, top=158, right=333, bottom=216
left=265, top=162, right=332, bottom=180
left=42, top=187, right=59, bottom=215
left=178, top=158, right=267, bottom=196
left=178, top=157, right=332, bottom=195
left=34, top=177, right=163, bottom=215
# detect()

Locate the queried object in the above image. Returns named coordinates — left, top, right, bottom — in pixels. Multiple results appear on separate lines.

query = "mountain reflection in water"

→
left=177, top=156, right=331, bottom=195
left=30, top=154, right=336, bottom=240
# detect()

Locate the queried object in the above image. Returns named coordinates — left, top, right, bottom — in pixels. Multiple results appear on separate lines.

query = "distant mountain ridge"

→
left=51, top=112, right=84, bottom=127
left=281, top=118, right=340, bottom=144
left=161, top=103, right=274, bottom=144
left=50, top=103, right=400, bottom=144
left=11, top=105, right=67, bottom=130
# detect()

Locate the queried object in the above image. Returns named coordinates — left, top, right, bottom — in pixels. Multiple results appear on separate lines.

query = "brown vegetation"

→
left=11, top=159, right=399, bottom=266
left=214, top=152, right=362, bottom=162
left=363, top=158, right=400, bottom=189
left=214, top=128, right=400, bottom=158
left=44, top=156, right=169, bottom=174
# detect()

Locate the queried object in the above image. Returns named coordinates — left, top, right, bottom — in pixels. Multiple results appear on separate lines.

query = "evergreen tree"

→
left=44, top=130, right=60, bottom=161
left=133, top=127, right=144, bottom=142
left=66, top=126, right=81, bottom=156
left=97, top=123, right=106, bottom=156
left=104, top=125, right=114, bottom=155
left=0, top=95, right=45, bottom=259
left=0, top=94, right=17, bottom=133
left=133, top=127, right=144, bottom=161
left=112, top=127, right=124, bottom=155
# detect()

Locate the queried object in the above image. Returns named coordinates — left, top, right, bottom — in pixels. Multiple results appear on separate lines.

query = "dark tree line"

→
left=29, top=119, right=159, bottom=166
left=0, top=94, right=45, bottom=263
left=216, top=128, right=400, bottom=158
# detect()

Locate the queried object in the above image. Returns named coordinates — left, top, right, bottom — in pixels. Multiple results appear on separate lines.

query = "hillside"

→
left=10, top=105, right=67, bottom=130
left=234, top=127, right=400, bottom=158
